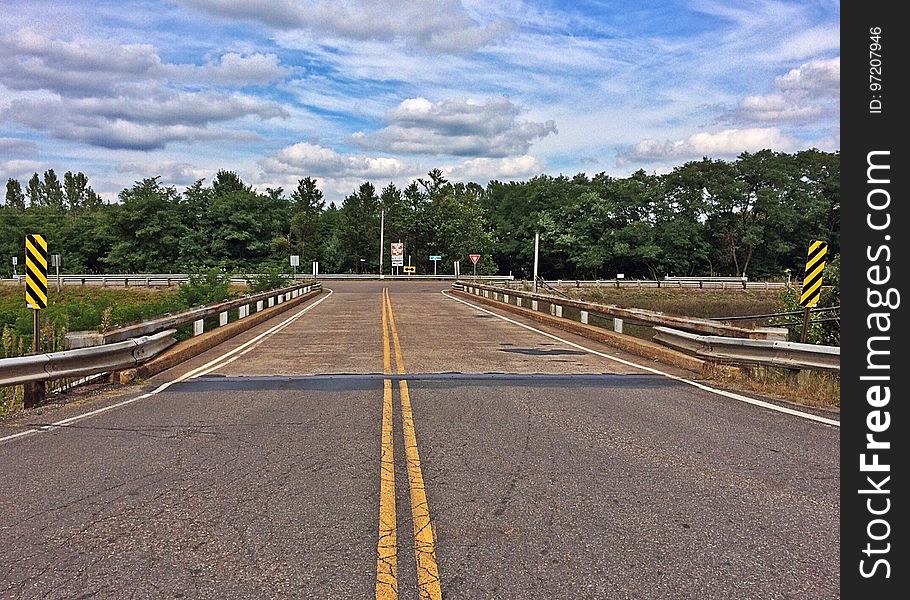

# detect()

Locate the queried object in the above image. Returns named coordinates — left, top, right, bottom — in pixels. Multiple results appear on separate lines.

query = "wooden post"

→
left=799, top=307, right=811, bottom=343
left=23, top=310, right=46, bottom=409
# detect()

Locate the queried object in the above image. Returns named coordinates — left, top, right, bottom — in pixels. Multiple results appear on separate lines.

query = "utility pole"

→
left=379, top=208, right=385, bottom=279
left=533, top=232, right=540, bottom=293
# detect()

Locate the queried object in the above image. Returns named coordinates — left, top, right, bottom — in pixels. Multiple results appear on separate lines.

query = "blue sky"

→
left=1, top=0, right=840, bottom=202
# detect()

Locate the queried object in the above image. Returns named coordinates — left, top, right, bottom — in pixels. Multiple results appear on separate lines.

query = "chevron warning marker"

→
left=25, top=234, right=49, bottom=310
left=799, top=240, right=827, bottom=308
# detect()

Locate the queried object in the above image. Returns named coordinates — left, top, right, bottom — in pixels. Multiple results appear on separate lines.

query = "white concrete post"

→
left=193, top=319, right=204, bottom=336
left=219, top=311, right=228, bottom=326
left=614, top=318, right=624, bottom=334
left=555, top=305, right=563, bottom=318
left=504, top=294, right=509, bottom=304
left=580, top=310, right=589, bottom=324
left=257, top=300, right=264, bottom=312
left=516, top=297, right=522, bottom=307
left=268, top=297, right=275, bottom=307
left=531, top=300, right=538, bottom=311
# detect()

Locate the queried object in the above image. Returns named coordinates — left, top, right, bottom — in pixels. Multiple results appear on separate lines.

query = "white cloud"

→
left=353, top=96, right=556, bottom=157
left=117, top=160, right=211, bottom=186
left=166, top=52, right=291, bottom=85
left=179, top=0, right=507, bottom=53
left=447, top=154, right=545, bottom=181
left=260, top=142, right=413, bottom=179
left=737, top=94, right=823, bottom=122
left=775, top=57, right=839, bottom=95
left=0, top=159, right=51, bottom=182
left=618, top=127, right=796, bottom=165
left=2, top=93, right=285, bottom=150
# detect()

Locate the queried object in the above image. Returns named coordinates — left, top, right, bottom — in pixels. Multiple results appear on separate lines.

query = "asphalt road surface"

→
left=0, top=281, right=840, bottom=599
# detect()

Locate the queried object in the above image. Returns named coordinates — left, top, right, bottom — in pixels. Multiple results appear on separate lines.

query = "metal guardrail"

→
left=504, top=279, right=789, bottom=290
left=67, top=283, right=322, bottom=347
left=652, top=327, right=840, bottom=371
left=4, top=274, right=513, bottom=286
left=0, top=330, right=177, bottom=387
left=454, top=281, right=787, bottom=340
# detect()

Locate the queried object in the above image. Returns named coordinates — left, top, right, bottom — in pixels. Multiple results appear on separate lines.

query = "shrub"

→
left=178, top=267, right=232, bottom=308
left=248, top=266, right=291, bottom=293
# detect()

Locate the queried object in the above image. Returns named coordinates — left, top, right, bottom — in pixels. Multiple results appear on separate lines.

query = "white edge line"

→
left=442, top=290, right=839, bottom=427
left=0, top=289, right=334, bottom=444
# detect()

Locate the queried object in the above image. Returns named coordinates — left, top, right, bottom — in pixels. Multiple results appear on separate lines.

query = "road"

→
left=0, top=281, right=840, bottom=599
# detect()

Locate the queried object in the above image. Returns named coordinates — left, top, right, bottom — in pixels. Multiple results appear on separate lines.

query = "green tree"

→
left=289, top=176, right=325, bottom=262
left=5, top=179, right=25, bottom=210
left=43, top=169, right=65, bottom=210
left=339, top=182, right=380, bottom=272
left=25, top=173, right=45, bottom=208
left=104, top=177, right=183, bottom=271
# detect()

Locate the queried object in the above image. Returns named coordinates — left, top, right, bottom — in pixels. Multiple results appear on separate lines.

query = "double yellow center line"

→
left=376, top=288, right=443, bottom=600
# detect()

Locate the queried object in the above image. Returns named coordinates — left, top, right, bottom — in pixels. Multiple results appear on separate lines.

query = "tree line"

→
left=1, top=149, right=838, bottom=279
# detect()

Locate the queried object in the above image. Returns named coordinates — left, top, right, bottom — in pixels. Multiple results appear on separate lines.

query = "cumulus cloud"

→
left=447, top=155, right=545, bottom=181
left=0, top=159, right=51, bottom=183
left=166, top=52, right=291, bottom=85
left=775, top=57, right=839, bottom=95
left=617, top=127, right=795, bottom=165
left=260, top=142, right=413, bottom=179
left=0, top=28, right=162, bottom=96
left=178, top=0, right=507, bottom=53
left=722, top=57, right=839, bottom=126
left=2, top=93, right=285, bottom=150
left=352, top=97, right=556, bottom=157
left=117, top=161, right=212, bottom=186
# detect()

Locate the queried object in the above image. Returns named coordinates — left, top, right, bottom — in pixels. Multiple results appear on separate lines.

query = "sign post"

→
left=799, top=240, right=827, bottom=343
left=50, top=254, right=61, bottom=292
left=429, top=255, right=441, bottom=276
left=24, top=234, right=48, bottom=408
left=290, top=254, right=299, bottom=279
left=391, top=242, right=404, bottom=275
left=469, top=253, right=480, bottom=278
left=533, top=232, right=540, bottom=292
left=12, top=256, right=17, bottom=279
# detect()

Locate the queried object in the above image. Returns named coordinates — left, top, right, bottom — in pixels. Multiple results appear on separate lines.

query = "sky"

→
left=1, top=0, right=840, bottom=203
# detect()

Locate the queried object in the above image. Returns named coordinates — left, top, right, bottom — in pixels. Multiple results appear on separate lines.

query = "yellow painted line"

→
left=385, top=289, right=443, bottom=600
left=376, top=290, right=398, bottom=600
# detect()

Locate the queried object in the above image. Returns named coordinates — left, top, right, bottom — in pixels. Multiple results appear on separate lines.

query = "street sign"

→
left=403, top=266, right=416, bottom=274
left=290, top=255, right=300, bottom=267
left=12, top=257, right=18, bottom=265
left=469, top=254, right=480, bottom=265
left=429, top=255, right=442, bottom=261
left=799, top=240, right=827, bottom=308
left=25, top=234, right=48, bottom=310
left=391, top=242, right=404, bottom=267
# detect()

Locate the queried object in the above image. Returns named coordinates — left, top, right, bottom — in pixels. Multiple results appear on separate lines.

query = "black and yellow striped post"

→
left=24, top=234, right=49, bottom=408
left=798, top=240, right=827, bottom=343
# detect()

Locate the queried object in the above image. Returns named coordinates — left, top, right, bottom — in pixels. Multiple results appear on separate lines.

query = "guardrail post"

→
left=531, top=300, right=538, bottom=311
left=555, top=305, right=563, bottom=318
left=257, top=300, right=264, bottom=312
left=193, top=319, right=204, bottom=336
left=504, top=294, right=509, bottom=304
left=580, top=310, right=589, bottom=324
left=268, top=297, right=275, bottom=307
left=516, top=297, right=522, bottom=307
left=219, top=311, right=228, bottom=326
left=614, top=318, right=623, bottom=334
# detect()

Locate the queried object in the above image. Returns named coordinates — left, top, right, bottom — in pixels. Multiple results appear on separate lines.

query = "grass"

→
left=560, top=286, right=785, bottom=319
left=0, top=282, right=251, bottom=417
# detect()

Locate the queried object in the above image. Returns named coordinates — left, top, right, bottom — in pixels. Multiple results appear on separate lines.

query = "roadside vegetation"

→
left=3, top=149, right=838, bottom=281
left=0, top=267, right=264, bottom=416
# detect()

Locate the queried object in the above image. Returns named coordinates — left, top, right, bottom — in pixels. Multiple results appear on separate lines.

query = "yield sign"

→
left=469, top=254, right=481, bottom=265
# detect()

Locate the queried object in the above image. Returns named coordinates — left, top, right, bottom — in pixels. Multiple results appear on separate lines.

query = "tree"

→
left=339, top=182, right=380, bottom=272
left=43, top=169, right=65, bottom=210
left=289, top=176, right=325, bottom=262
left=62, top=171, right=102, bottom=211
left=5, top=179, right=25, bottom=210
left=104, top=177, right=184, bottom=271
left=25, top=173, right=45, bottom=208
